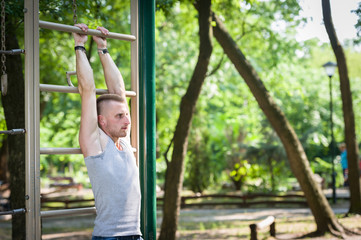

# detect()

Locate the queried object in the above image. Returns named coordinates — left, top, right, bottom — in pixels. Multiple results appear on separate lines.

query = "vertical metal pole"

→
left=131, top=0, right=139, bottom=165
left=139, top=0, right=156, bottom=239
left=24, top=0, right=41, bottom=239
left=329, top=75, right=336, bottom=204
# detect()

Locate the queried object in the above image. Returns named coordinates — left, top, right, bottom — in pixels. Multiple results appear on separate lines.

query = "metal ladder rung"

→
left=40, top=148, right=81, bottom=155
left=0, top=208, right=26, bottom=216
left=0, top=129, right=26, bottom=135
left=39, top=84, right=137, bottom=97
left=41, top=207, right=96, bottom=218
left=0, top=49, right=25, bottom=55
left=41, top=147, right=137, bottom=155
left=39, top=20, right=136, bottom=42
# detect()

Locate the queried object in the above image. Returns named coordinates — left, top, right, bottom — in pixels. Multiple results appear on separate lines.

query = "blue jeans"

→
left=92, top=236, right=143, bottom=240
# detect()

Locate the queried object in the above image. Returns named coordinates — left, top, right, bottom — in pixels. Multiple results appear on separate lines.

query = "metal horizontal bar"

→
left=0, top=208, right=26, bottom=216
left=39, top=20, right=136, bottom=42
left=0, top=129, right=26, bottom=135
left=0, top=49, right=25, bottom=55
left=39, top=84, right=136, bottom=97
left=41, top=207, right=96, bottom=218
left=66, top=71, right=76, bottom=87
left=40, top=84, right=106, bottom=94
left=41, top=147, right=136, bottom=155
left=40, top=148, right=82, bottom=155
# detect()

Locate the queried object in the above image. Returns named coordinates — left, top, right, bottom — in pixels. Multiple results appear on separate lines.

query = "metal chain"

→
left=72, top=0, right=77, bottom=24
left=1, top=0, right=6, bottom=75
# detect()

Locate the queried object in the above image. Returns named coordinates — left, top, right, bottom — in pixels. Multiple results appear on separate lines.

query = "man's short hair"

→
left=96, top=93, right=126, bottom=115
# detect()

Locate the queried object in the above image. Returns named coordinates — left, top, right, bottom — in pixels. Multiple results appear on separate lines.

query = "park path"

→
left=40, top=206, right=354, bottom=240
left=39, top=205, right=351, bottom=240
left=168, top=187, right=351, bottom=224
left=42, top=206, right=349, bottom=230
left=174, top=207, right=349, bottom=224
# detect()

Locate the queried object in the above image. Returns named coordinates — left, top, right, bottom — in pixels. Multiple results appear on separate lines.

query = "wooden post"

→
left=270, top=221, right=276, bottom=237
left=250, top=223, right=258, bottom=240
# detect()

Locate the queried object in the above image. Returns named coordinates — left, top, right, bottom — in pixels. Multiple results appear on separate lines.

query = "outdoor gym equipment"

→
left=0, top=1, right=156, bottom=239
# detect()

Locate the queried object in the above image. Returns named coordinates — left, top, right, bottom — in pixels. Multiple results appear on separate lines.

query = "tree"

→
left=211, top=11, right=358, bottom=238
left=158, top=0, right=213, bottom=239
left=322, top=0, right=361, bottom=214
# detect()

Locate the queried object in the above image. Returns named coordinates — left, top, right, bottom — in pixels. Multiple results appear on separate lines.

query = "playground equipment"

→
left=0, top=0, right=156, bottom=239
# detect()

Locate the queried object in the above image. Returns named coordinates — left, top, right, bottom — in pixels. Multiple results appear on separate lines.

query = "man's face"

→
left=99, top=101, right=130, bottom=139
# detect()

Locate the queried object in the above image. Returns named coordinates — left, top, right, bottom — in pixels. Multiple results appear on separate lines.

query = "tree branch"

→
left=206, top=53, right=224, bottom=77
left=163, top=137, right=174, bottom=166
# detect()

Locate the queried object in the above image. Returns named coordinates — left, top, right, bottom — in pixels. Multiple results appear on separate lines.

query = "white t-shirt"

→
left=85, top=134, right=141, bottom=237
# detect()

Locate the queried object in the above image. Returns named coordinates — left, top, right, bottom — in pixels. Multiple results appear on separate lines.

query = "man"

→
left=73, top=23, right=142, bottom=240
left=339, top=143, right=348, bottom=187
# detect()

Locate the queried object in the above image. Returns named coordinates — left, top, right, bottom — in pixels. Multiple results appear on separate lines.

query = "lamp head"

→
left=322, top=61, right=337, bottom=77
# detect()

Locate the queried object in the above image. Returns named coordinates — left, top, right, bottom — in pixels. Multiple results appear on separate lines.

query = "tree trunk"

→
left=322, top=0, right=361, bottom=214
left=158, top=0, right=213, bottom=239
left=1, top=20, right=26, bottom=239
left=212, top=12, right=352, bottom=237
left=0, top=138, right=9, bottom=183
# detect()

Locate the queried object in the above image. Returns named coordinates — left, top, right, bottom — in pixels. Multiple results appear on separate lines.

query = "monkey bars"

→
left=39, top=83, right=137, bottom=96
left=23, top=0, right=156, bottom=239
left=39, top=20, right=136, bottom=41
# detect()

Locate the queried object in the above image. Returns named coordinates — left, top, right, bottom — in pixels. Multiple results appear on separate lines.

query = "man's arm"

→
left=93, top=27, right=126, bottom=99
left=93, top=27, right=131, bottom=142
left=74, top=24, right=102, bottom=158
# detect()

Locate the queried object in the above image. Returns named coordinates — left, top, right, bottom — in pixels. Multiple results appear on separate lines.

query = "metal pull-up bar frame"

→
left=41, top=207, right=96, bottom=218
left=39, top=20, right=136, bottom=41
left=37, top=17, right=139, bottom=218
left=0, top=49, right=25, bottom=55
left=0, top=208, right=26, bottom=216
left=0, top=128, right=26, bottom=135
left=39, top=83, right=137, bottom=96
left=24, top=1, right=143, bottom=239
left=24, top=1, right=155, bottom=239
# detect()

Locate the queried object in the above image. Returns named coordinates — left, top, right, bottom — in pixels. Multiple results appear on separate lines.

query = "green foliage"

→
left=155, top=3, right=198, bottom=183
left=155, top=0, right=361, bottom=195
left=0, top=102, right=6, bottom=152
left=4, top=0, right=361, bottom=193
left=184, top=123, right=226, bottom=193
left=352, top=2, right=361, bottom=45
left=185, top=132, right=212, bottom=194
left=229, top=159, right=291, bottom=193
left=310, top=157, right=343, bottom=187
left=156, top=0, right=179, bottom=16
left=213, top=0, right=304, bottom=68
left=229, top=160, right=251, bottom=190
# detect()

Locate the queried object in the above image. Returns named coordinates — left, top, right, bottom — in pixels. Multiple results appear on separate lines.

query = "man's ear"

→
left=98, top=115, right=106, bottom=127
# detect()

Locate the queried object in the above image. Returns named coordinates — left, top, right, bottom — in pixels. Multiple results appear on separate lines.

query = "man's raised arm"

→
left=93, top=27, right=126, bottom=99
left=74, top=24, right=102, bottom=158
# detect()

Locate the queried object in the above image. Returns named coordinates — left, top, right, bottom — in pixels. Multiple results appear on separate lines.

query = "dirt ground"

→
left=1, top=207, right=361, bottom=240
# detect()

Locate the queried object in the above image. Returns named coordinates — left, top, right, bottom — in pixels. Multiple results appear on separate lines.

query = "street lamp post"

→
left=322, top=61, right=337, bottom=204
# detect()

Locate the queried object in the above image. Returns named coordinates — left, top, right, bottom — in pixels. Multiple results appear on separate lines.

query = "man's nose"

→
left=125, top=116, right=131, bottom=125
